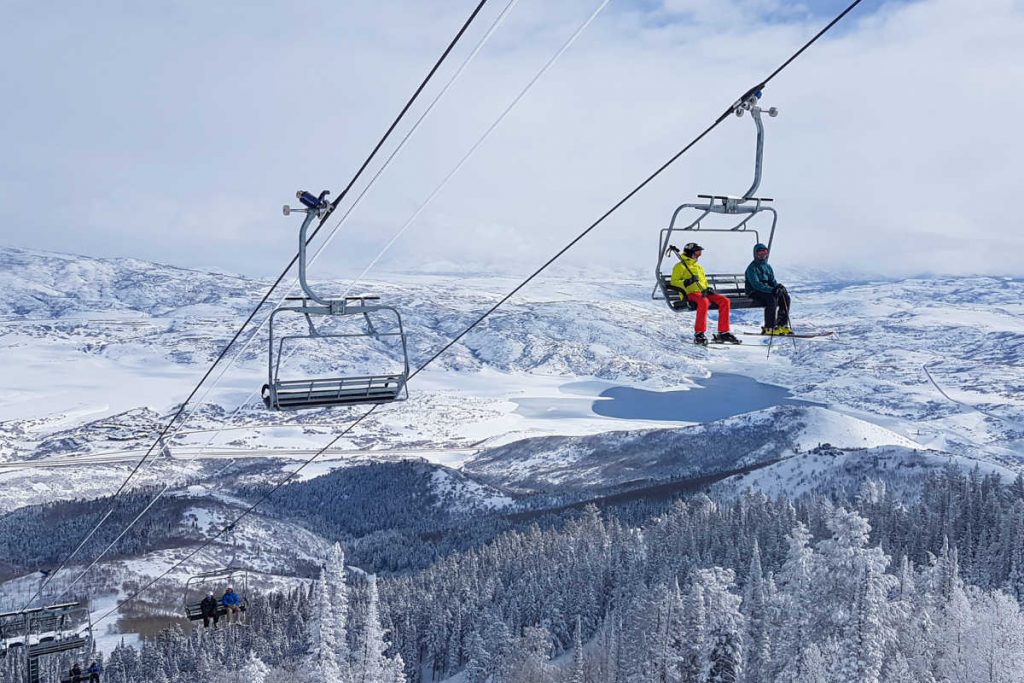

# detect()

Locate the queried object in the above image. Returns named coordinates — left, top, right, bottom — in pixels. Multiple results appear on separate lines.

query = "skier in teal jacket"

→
left=744, top=243, right=793, bottom=334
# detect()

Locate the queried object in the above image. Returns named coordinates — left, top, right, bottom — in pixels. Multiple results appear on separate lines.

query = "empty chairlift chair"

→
left=653, top=90, right=780, bottom=312
left=262, top=190, right=411, bottom=411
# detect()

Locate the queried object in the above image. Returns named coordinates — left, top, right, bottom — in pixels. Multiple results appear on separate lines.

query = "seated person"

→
left=222, top=585, right=242, bottom=623
left=744, top=243, right=793, bottom=335
left=200, top=591, right=219, bottom=628
left=670, top=242, right=740, bottom=346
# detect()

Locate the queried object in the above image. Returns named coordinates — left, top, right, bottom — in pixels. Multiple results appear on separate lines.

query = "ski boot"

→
left=761, top=325, right=776, bottom=336
left=773, top=326, right=794, bottom=335
left=694, top=332, right=708, bottom=346
left=713, top=331, right=742, bottom=345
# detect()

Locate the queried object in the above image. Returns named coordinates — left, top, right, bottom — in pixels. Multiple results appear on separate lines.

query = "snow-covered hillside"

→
left=2, top=247, right=1024, bottom=671
left=1, top=246, right=1022, bottom=503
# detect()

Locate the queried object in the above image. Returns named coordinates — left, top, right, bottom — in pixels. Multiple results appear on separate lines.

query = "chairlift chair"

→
left=262, top=190, right=411, bottom=411
left=653, top=90, right=780, bottom=312
left=183, top=566, right=249, bottom=622
left=0, top=601, right=94, bottom=683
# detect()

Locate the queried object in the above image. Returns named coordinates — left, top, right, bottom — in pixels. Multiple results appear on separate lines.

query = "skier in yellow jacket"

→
left=670, top=242, right=741, bottom=346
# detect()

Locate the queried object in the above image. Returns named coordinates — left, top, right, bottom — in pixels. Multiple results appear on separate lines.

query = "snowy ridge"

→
left=462, top=405, right=1021, bottom=505
left=429, top=468, right=514, bottom=512
left=712, top=443, right=1013, bottom=500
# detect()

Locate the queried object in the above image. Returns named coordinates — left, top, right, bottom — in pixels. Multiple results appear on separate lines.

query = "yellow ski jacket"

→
left=671, top=255, right=709, bottom=295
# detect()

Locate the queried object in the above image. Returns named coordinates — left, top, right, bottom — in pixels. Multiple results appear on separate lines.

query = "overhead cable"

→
left=21, top=0, right=495, bottom=610
left=86, top=0, right=866, bottom=630
left=44, top=0, right=526, bottom=607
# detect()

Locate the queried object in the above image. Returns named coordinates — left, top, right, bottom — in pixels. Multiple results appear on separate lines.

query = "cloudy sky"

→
left=2, top=0, right=1022, bottom=280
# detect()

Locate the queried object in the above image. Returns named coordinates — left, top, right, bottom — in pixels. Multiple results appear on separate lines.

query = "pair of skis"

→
left=695, top=330, right=834, bottom=347
left=741, top=330, right=834, bottom=339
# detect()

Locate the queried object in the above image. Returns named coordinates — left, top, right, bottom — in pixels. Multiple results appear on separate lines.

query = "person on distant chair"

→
left=222, top=585, right=242, bottom=624
left=87, top=660, right=103, bottom=683
left=200, top=590, right=219, bottom=628
left=670, top=242, right=741, bottom=346
left=744, top=242, right=793, bottom=335
left=69, top=663, right=83, bottom=682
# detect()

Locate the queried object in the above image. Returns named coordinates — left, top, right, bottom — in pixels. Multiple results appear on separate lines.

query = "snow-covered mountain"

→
left=2, top=246, right=1024, bottom=662
left=2, top=245, right=1020, bottom=467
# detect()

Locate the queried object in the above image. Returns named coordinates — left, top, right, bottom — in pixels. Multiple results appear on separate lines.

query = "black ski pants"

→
left=748, top=287, right=791, bottom=328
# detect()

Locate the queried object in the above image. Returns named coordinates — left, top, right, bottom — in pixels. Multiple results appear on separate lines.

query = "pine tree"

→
left=569, top=615, right=585, bottom=683
left=464, top=630, right=489, bottom=683
left=795, top=644, right=829, bottom=683
left=234, top=651, right=270, bottom=683
left=692, top=568, right=744, bottom=683
left=854, top=565, right=889, bottom=683
left=769, top=522, right=815, bottom=680
left=354, top=574, right=401, bottom=683
left=681, top=580, right=706, bottom=682
left=743, top=540, right=771, bottom=682
left=308, top=569, right=345, bottom=683
left=325, top=542, right=352, bottom=681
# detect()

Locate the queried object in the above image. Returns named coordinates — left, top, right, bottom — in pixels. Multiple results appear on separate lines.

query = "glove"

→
left=772, top=284, right=785, bottom=294
left=702, top=288, right=715, bottom=297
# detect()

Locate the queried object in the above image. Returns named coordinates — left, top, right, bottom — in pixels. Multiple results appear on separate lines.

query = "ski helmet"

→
left=683, top=242, right=705, bottom=256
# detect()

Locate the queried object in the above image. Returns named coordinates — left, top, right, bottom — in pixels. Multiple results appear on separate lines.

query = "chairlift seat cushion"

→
left=657, top=275, right=764, bottom=311
left=264, top=375, right=405, bottom=411
left=185, top=599, right=248, bottom=621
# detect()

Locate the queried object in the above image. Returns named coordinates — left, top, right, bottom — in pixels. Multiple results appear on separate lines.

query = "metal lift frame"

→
left=183, top=566, right=250, bottom=622
left=1, top=601, right=94, bottom=683
left=262, top=191, right=411, bottom=411
left=653, top=91, right=779, bottom=311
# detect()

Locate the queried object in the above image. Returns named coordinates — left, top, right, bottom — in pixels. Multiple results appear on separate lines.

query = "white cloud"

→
left=1, top=0, right=1022, bottom=280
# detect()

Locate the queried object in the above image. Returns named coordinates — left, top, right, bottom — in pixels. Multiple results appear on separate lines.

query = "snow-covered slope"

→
left=463, top=405, right=939, bottom=495
left=2, top=246, right=1022, bottom=500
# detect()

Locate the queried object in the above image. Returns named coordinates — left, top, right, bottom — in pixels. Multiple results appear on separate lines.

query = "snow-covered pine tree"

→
left=853, top=562, right=893, bottom=683
left=692, top=567, right=744, bottom=683
left=680, top=579, right=706, bottom=682
left=353, top=574, right=404, bottom=683
left=768, top=522, right=815, bottom=681
left=463, top=630, right=489, bottom=683
left=308, top=568, right=346, bottom=683
left=743, top=539, right=771, bottom=682
left=233, top=650, right=270, bottom=683
left=325, top=542, right=352, bottom=681
left=569, top=615, right=585, bottom=683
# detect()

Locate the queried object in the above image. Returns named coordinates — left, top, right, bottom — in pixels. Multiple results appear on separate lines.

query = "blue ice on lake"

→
left=515, top=374, right=816, bottom=423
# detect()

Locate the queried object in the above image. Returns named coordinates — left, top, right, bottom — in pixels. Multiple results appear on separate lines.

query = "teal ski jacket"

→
left=744, top=243, right=778, bottom=295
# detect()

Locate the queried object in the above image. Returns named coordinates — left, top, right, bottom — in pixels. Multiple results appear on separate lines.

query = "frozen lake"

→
left=515, top=374, right=816, bottom=424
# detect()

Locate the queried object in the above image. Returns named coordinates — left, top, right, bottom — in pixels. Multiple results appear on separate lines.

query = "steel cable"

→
left=86, top=0, right=867, bottom=630
left=19, top=0, right=495, bottom=610
left=41, top=0, right=526, bottom=606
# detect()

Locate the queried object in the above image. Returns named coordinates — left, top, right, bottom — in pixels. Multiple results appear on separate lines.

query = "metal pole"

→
left=742, top=106, right=765, bottom=200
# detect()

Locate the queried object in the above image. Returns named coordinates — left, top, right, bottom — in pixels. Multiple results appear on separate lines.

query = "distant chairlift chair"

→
left=653, top=90, right=780, bottom=312
left=0, top=601, right=95, bottom=683
left=262, top=190, right=411, bottom=411
left=183, top=566, right=249, bottom=623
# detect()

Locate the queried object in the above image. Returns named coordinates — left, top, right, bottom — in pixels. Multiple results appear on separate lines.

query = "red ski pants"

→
left=687, top=292, right=731, bottom=334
